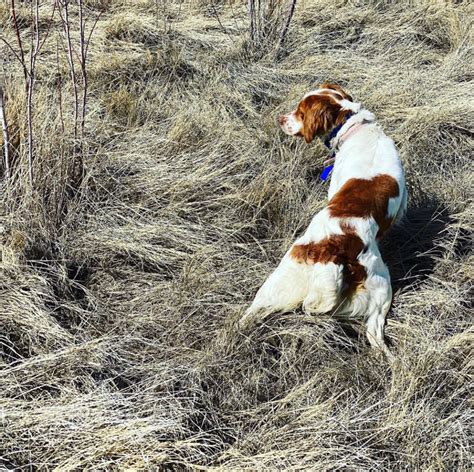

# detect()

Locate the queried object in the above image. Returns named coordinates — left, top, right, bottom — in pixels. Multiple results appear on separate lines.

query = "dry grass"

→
left=1, top=0, right=473, bottom=469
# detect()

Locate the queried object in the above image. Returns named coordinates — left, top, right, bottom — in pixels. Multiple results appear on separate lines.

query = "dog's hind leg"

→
left=365, top=291, right=393, bottom=360
left=240, top=251, right=308, bottom=328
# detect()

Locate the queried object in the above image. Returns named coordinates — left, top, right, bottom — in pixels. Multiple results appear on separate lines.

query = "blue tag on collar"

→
left=320, top=164, right=333, bottom=181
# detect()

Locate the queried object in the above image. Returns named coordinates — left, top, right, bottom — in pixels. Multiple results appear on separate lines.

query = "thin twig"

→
left=11, top=0, right=28, bottom=85
left=26, top=0, right=41, bottom=186
left=38, top=2, right=58, bottom=54
left=77, top=0, right=102, bottom=138
left=278, top=0, right=297, bottom=48
left=58, top=0, right=79, bottom=141
left=258, top=0, right=265, bottom=41
left=84, top=10, right=103, bottom=59
left=210, top=4, right=233, bottom=41
left=78, top=0, right=86, bottom=136
left=0, top=37, right=29, bottom=77
left=0, top=86, right=11, bottom=179
left=248, top=0, right=256, bottom=43
left=56, top=36, right=65, bottom=135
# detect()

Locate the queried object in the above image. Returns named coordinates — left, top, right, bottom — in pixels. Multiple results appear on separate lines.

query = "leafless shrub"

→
left=2, top=0, right=57, bottom=186
left=248, top=0, right=297, bottom=54
left=0, top=0, right=101, bottom=193
left=55, top=0, right=101, bottom=186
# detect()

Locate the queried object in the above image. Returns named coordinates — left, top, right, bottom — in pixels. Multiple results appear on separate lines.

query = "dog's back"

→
left=258, top=111, right=406, bottom=316
left=242, top=86, right=407, bottom=356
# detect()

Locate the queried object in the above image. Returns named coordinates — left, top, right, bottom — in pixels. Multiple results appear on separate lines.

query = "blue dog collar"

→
left=320, top=113, right=353, bottom=181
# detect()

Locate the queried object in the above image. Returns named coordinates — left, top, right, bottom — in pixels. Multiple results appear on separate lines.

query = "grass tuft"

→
left=0, top=0, right=472, bottom=469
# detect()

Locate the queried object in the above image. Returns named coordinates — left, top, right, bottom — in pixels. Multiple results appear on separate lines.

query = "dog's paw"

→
left=238, top=309, right=257, bottom=330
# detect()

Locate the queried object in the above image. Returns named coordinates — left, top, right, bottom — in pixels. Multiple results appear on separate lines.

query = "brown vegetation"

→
left=1, top=0, right=472, bottom=469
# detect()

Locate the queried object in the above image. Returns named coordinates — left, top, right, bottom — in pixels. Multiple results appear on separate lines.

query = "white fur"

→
left=303, top=88, right=343, bottom=99
left=302, top=88, right=362, bottom=114
left=338, top=99, right=361, bottom=113
left=280, top=111, right=302, bottom=136
left=242, top=101, right=407, bottom=357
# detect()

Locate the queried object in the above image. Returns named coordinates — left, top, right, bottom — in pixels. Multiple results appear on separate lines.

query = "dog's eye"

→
left=300, top=112, right=305, bottom=119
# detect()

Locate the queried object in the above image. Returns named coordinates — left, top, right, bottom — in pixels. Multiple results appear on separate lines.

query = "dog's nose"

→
left=278, top=115, right=287, bottom=125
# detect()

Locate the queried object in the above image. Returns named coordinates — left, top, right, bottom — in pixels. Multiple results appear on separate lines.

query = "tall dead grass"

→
left=1, top=0, right=473, bottom=469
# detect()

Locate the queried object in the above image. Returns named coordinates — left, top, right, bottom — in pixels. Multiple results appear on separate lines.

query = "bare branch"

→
left=247, top=0, right=297, bottom=55
left=258, top=0, right=265, bottom=41
left=10, top=0, right=28, bottom=84
left=84, top=11, right=102, bottom=58
left=77, top=3, right=102, bottom=137
left=278, top=0, right=297, bottom=48
left=248, top=0, right=256, bottom=43
left=56, top=35, right=65, bottom=135
left=210, top=4, right=233, bottom=41
left=58, top=0, right=79, bottom=141
left=0, top=36, right=30, bottom=77
left=38, top=2, right=58, bottom=54
left=78, top=0, right=86, bottom=136
left=0, top=86, right=11, bottom=179
left=25, top=0, right=41, bottom=186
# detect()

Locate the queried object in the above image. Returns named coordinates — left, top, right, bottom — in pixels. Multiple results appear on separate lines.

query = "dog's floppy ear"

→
left=320, top=82, right=353, bottom=102
left=302, top=108, right=318, bottom=143
left=302, top=96, right=336, bottom=143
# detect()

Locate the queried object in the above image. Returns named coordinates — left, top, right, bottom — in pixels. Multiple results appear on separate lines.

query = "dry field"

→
left=1, top=0, right=473, bottom=470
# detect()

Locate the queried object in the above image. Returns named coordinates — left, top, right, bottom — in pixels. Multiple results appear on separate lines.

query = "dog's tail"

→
left=239, top=250, right=310, bottom=329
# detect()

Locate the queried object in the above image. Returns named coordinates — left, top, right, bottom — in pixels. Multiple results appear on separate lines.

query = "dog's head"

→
left=278, top=84, right=358, bottom=143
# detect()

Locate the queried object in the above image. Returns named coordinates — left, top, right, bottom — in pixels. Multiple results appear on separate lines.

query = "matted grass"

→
left=1, top=0, right=472, bottom=469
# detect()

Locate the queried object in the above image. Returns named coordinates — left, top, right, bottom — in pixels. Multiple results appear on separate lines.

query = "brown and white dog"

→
left=241, top=84, right=407, bottom=356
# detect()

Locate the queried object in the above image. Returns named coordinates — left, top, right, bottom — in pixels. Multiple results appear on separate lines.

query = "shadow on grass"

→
left=381, top=204, right=455, bottom=293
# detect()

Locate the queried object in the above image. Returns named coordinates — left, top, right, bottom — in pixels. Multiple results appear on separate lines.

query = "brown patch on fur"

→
left=328, top=175, right=399, bottom=238
left=319, top=82, right=353, bottom=101
left=290, top=224, right=367, bottom=298
left=295, top=89, right=352, bottom=143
